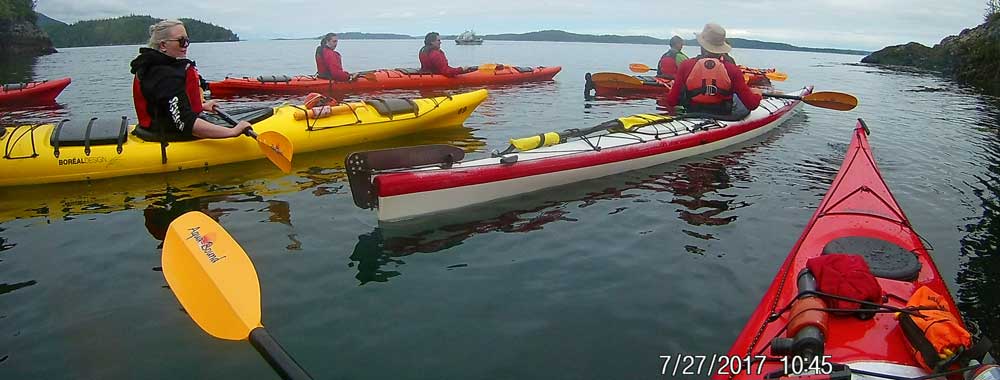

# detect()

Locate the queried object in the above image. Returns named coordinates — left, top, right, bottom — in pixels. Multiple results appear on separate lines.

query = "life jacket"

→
left=684, top=58, right=733, bottom=105
left=657, top=50, right=680, bottom=77
left=315, top=46, right=331, bottom=79
left=418, top=46, right=435, bottom=72
left=133, top=63, right=203, bottom=129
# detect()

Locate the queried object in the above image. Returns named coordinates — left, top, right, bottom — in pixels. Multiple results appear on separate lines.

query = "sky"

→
left=35, top=0, right=991, bottom=51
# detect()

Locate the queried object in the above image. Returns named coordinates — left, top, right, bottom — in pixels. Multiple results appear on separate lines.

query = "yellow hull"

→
left=0, top=128, right=485, bottom=223
left=0, top=89, right=488, bottom=187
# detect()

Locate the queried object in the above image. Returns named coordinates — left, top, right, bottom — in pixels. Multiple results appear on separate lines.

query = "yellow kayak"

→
left=0, top=89, right=488, bottom=187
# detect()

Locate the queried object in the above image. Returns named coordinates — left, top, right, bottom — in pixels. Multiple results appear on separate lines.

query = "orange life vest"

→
left=684, top=58, right=733, bottom=105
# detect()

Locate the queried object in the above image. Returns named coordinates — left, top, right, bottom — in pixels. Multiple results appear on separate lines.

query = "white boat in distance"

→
left=455, top=30, right=484, bottom=45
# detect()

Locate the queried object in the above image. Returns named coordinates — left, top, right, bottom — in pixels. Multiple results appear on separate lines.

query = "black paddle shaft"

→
left=249, top=327, right=314, bottom=380
left=762, top=93, right=802, bottom=101
left=216, top=108, right=260, bottom=138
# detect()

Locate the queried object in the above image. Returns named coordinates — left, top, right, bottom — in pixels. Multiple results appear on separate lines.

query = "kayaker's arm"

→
left=724, top=61, right=762, bottom=110
left=191, top=118, right=250, bottom=139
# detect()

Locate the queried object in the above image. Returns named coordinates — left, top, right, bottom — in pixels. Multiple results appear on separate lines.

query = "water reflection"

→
left=0, top=128, right=483, bottom=223
left=0, top=103, right=68, bottom=125
left=0, top=55, right=39, bottom=84
left=957, top=106, right=1000, bottom=357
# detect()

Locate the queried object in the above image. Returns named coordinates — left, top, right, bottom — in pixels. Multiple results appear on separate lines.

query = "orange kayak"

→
left=0, top=77, right=71, bottom=106
left=584, top=68, right=772, bottom=98
left=209, top=65, right=561, bottom=97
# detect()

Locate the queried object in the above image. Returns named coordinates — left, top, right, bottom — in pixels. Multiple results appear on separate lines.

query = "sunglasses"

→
left=166, top=37, right=190, bottom=48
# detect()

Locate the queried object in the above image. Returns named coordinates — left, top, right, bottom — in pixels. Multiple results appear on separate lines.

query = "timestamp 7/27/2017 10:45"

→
left=658, top=354, right=834, bottom=377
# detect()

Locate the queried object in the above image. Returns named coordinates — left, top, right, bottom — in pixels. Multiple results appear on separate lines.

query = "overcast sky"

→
left=36, top=0, right=990, bottom=51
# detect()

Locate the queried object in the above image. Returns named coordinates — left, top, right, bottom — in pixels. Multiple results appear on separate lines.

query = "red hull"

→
left=209, top=66, right=561, bottom=96
left=0, top=77, right=71, bottom=106
left=715, top=121, right=962, bottom=379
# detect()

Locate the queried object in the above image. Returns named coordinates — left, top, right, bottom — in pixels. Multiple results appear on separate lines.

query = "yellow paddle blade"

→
left=478, top=63, right=499, bottom=72
left=629, top=63, right=652, bottom=73
left=510, top=132, right=561, bottom=151
left=256, top=131, right=294, bottom=173
left=162, top=211, right=262, bottom=341
left=803, top=91, right=859, bottom=111
left=766, top=71, right=788, bottom=81
left=590, top=72, right=645, bottom=88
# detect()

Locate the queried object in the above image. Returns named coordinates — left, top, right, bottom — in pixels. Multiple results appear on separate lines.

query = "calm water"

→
left=1, top=40, right=999, bottom=379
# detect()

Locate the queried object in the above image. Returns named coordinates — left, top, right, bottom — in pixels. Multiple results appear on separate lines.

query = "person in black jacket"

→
left=129, top=19, right=250, bottom=140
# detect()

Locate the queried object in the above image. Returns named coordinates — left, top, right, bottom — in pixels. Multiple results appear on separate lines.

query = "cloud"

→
left=34, top=0, right=988, bottom=50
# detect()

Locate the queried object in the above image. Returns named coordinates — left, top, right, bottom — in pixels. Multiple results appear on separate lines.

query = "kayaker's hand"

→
left=232, top=120, right=252, bottom=137
left=750, top=88, right=764, bottom=96
left=203, top=99, right=218, bottom=113
left=464, top=66, right=478, bottom=73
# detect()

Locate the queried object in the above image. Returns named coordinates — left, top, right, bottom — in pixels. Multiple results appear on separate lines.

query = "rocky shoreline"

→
left=0, top=20, right=56, bottom=56
left=862, top=14, right=1000, bottom=96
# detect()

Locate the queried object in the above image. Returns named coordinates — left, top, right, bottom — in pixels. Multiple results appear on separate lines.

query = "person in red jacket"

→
left=664, top=23, right=762, bottom=117
left=656, top=36, right=689, bottom=79
left=316, top=33, right=352, bottom=81
left=418, top=32, right=474, bottom=77
left=130, top=19, right=250, bottom=140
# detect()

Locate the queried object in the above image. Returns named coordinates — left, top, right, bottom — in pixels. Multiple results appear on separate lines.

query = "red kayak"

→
left=209, top=65, right=561, bottom=97
left=0, top=77, right=71, bottom=106
left=715, top=120, right=995, bottom=380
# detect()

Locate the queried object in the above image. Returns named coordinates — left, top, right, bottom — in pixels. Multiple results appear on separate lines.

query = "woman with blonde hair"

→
left=129, top=19, right=250, bottom=140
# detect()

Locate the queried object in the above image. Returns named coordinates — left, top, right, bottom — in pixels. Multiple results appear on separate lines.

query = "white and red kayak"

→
left=348, top=86, right=812, bottom=221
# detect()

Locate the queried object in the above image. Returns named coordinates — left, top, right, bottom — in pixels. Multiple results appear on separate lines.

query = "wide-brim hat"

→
left=696, top=23, right=732, bottom=54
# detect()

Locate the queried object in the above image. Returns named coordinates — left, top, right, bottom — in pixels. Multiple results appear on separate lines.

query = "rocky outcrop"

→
left=862, top=14, right=1000, bottom=95
left=0, top=20, right=57, bottom=56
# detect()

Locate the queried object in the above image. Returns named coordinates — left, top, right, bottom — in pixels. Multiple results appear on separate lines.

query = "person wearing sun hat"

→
left=663, top=23, right=762, bottom=117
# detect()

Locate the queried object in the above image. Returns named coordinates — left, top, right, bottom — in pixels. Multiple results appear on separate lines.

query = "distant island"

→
left=37, top=14, right=239, bottom=48
left=862, top=12, right=1000, bottom=96
left=328, top=29, right=869, bottom=56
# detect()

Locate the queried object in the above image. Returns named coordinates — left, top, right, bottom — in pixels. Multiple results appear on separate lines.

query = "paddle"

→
left=216, top=109, right=294, bottom=173
left=162, top=211, right=314, bottom=380
left=507, top=113, right=675, bottom=152
left=763, top=91, right=858, bottom=111
left=588, top=72, right=647, bottom=88
left=629, top=63, right=788, bottom=81
left=477, top=63, right=503, bottom=72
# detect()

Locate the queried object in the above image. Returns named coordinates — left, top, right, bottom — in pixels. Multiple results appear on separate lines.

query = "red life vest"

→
left=133, top=63, right=204, bottom=129
left=684, top=58, right=733, bottom=105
